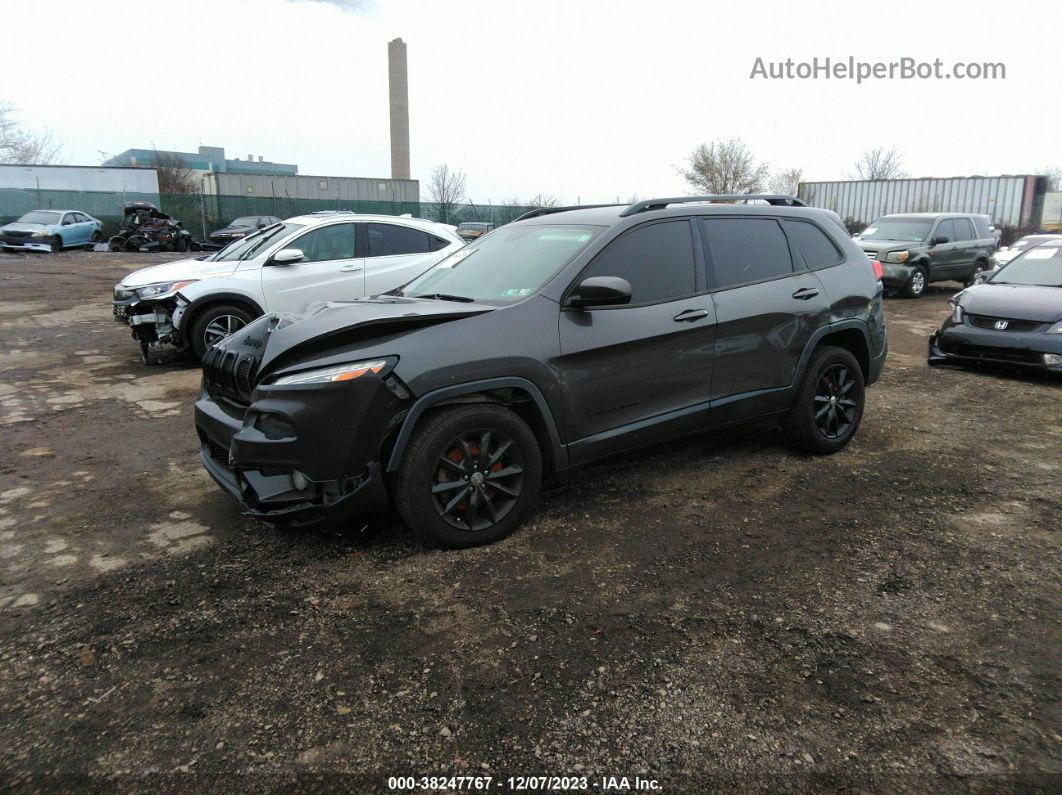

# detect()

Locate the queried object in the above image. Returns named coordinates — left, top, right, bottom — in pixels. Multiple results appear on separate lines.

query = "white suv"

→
left=112, top=211, right=465, bottom=361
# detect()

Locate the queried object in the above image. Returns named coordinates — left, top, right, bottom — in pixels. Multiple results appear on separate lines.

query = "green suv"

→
left=856, top=213, right=996, bottom=298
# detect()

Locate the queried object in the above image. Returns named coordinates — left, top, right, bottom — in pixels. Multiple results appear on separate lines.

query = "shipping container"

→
left=203, top=172, right=419, bottom=204
left=0, top=164, right=160, bottom=195
left=798, top=175, right=1048, bottom=230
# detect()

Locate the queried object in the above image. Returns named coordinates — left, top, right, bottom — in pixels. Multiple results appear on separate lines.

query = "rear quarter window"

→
left=782, top=220, right=844, bottom=270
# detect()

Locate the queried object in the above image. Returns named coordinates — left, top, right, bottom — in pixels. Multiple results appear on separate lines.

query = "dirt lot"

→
left=0, top=250, right=1059, bottom=791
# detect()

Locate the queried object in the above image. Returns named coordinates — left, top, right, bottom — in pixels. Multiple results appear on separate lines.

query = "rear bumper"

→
left=928, top=321, right=1062, bottom=372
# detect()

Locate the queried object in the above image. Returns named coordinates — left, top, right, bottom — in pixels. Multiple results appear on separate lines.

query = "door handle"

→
left=673, top=308, right=709, bottom=322
left=339, top=264, right=362, bottom=272
left=791, top=288, right=819, bottom=300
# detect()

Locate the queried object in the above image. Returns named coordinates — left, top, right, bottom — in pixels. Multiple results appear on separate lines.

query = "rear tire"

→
left=187, top=303, right=254, bottom=362
left=782, top=345, right=865, bottom=454
left=902, top=266, right=927, bottom=298
left=90, top=231, right=102, bottom=247
left=965, top=261, right=987, bottom=287
left=394, top=405, right=542, bottom=549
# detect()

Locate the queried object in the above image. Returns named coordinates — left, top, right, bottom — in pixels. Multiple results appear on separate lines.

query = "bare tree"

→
left=427, top=164, right=467, bottom=223
left=1039, top=166, right=1062, bottom=192
left=768, top=167, right=804, bottom=197
left=525, top=193, right=558, bottom=208
left=851, top=146, right=906, bottom=180
left=149, top=150, right=199, bottom=195
left=0, top=103, right=63, bottom=164
left=679, top=138, right=769, bottom=195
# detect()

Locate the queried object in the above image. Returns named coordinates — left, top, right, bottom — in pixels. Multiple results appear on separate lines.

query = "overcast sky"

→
left=3, top=0, right=1059, bottom=203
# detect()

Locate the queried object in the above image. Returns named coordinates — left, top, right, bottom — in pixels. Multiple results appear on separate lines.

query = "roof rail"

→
left=308, top=209, right=356, bottom=215
left=619, top=194, right=806, bottom=217
left=512, top=203, right=623, bottom=223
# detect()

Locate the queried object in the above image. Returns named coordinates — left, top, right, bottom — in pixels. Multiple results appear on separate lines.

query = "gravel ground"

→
left=0, top=250, right=1059, bottom=792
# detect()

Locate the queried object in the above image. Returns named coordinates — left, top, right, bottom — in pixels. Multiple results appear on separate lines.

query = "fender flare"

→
left=791, top=318, right=873, bottom=389
left=385, top=376, right=567, bottom=472
left=172, top=290, right=264, bottom=342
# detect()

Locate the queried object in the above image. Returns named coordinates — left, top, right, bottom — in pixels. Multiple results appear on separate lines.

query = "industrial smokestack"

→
left=388, top=38, right=410, bottom=181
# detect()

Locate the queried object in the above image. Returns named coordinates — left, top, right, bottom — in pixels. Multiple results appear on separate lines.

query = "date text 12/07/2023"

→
left=386, top=775, right=662, bottom=791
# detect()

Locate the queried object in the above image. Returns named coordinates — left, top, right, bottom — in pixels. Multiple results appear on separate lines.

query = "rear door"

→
left=556, top=218, right=716, bottom=463
left=701, top=216, right=831, bottom=421
left=951, top=217, right=978, bottom=276
left=73, top=212, right=94, bottom=244
left=259, top=221, right=363, bottom=311
left=362, top=221, right=455, bottom=296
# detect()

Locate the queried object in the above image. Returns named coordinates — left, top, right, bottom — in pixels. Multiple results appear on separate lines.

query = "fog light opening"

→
left=292, top=471, right=310, bottom=491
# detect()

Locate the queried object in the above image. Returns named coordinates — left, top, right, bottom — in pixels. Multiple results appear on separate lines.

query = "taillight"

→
left=871, top=259, right=884, bottom=280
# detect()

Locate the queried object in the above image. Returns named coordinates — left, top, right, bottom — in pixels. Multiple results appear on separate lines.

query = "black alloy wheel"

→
left=432, top=428, right=524, bottom=531
left=814, top=363, right=859, bottom=439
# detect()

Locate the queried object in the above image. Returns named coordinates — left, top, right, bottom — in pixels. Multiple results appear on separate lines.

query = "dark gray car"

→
left=194, top=195, right=888, bottom=548
left=858, top=213, right=996, bottom=297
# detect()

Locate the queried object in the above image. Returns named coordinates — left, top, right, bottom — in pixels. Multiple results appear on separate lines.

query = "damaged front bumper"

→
left=928, top=319, right=1062, bottom=372
left=112, top=288, right=184, bottom=361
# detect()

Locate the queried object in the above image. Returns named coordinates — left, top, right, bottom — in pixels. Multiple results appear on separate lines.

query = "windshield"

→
left=18, top=211, right=61, bottom=225
left=398, top=224, right=604, bottom=305
left=230, top=216, right=259, bottom=227
left=211, top=222, right=303, bottom=262
left=988, top=244, right=1062, bottom=287
left=860, top=217, right=934, bottom=242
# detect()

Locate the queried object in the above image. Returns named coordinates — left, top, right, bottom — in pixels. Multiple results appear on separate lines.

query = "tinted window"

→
left=935, top=219, right=956, bottom=243
left=431, top=235, right=452, bottom=252
left=783, top=220, right=842, bottom=269
left=290, top=222, right=356, bottom=263
left=952, top=218, right=974, bottom=242
left=368, top=223, right=432, bottom=257
left=581, top=221, right=696, bottom=303
left=972, top=215, right=993, bottom=238
left=703, top=218, right=794, bottom=288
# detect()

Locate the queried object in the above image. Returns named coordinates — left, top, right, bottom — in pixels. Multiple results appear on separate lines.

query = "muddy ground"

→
left=0, top=250, right=1058, bottom=792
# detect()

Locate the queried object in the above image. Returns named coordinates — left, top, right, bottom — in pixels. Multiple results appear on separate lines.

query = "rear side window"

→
left=702, top=218, right=794, bottom=289
left=782, top=220, right=843, bottom=270
left=972, top=215, right=993, bottom=238
left=580, top=220, right=696, bottom=304
left=367, top=223, right=432, bottom=257
left=952, top=218, right=974, bottom=242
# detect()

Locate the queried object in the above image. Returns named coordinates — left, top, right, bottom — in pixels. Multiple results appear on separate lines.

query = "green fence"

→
left=0, top=188, right=538, bottom=239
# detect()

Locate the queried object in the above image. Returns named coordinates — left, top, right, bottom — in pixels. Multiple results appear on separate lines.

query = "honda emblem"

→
left=994, top=320, right=1008, bottom=330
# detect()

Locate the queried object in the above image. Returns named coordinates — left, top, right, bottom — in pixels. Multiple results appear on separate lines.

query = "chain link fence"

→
left=0, top=188, right=539, bottom=239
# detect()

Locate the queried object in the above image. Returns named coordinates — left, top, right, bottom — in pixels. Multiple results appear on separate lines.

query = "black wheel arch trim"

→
left=792, top=319, right=875, bottom=388
left=385, top=377, right=566, bottom=473
left=173, top=291, right=264, bottom=343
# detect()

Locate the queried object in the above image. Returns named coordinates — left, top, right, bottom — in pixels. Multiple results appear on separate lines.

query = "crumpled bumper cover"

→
left=928, top=320, right=1062, bottom=371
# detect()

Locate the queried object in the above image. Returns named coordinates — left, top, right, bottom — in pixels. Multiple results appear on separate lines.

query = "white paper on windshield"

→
left=863, top=227, right=878, bottom=235
left=1024, top=248, right=1058, bottom=259
left=437, top=248, right=475, bottom=268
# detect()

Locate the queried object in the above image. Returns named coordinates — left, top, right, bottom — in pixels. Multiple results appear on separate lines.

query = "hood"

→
left=859, top=239, right=922, bottom=254
left=254, top=296, right=495, bottom=374
left=1, top=222, right=53, bottom=233
left=958, top=284, right=1062, bottom=322
left=212, top=225, right=252, bottom=236
left=120, top=256, right=240, bottom=287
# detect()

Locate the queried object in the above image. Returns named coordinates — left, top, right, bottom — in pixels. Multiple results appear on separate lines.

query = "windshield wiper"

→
left=410, top=293, right=475, bottom=303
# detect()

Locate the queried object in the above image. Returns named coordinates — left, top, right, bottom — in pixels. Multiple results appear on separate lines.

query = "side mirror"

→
left=568, top=276, right=632, bottom=308
left=270, top=248, right=305, bottom=266
left=931, top=236, right=950, bottom=246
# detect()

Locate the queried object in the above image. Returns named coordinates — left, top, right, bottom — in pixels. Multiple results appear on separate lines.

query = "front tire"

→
left=965, top=261, right=987, bottom=287
left=187, top=303, right=254, bottom=362
left=394, top=405, right=543, bottom=549
left=782, top=346, right=865, bottom=454
left=902, top=266, right=927, bottom=298
left=50, top=235, right=62, bottom=253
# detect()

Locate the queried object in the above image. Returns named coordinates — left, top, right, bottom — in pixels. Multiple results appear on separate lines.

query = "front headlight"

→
left=135, top=280, right=198, bottom=299
left=1047, top=321, right=1062, bottom=334
left=272, top=358, right=396, bottom=386
left=951, top=302, right=964, bottom=323
left=31, top=230, right=50, bottom=237
left=883, top=251, right=909, bottom=264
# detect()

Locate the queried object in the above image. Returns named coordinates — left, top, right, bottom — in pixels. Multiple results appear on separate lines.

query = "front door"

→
left=700, top=216, right=831, bottom=422
left=259, top=221, right=364, bottom=312
left=929, top=218, right=960, bottom=278
left=555, top=218, right=716, bottom=464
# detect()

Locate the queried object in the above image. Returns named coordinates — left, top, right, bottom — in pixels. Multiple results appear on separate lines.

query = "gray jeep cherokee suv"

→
left=857, top=212, right=996, bottom=298
left=194, top=194, right=888, bottom=548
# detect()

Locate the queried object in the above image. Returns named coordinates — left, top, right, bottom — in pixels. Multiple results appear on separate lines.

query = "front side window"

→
left=704, top=218, right=794, bottom=289
left=580, top=221, right=696, bottom=304
left=783, top=220, right=843, bottom=269
left=291, top=222, right=356, bottom=263
left=367, top=223, right=431, bottom=257
left=935, top=219, right=956, bottom=243
left=401, top=224, right=603, bottom=306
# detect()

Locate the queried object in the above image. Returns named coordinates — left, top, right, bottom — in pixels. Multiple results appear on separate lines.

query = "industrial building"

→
left=202, top=172, right=419, bottom=203
left=103, top=145, right=298, bottom=177
left=798, top=175, right=1049, bottom=229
